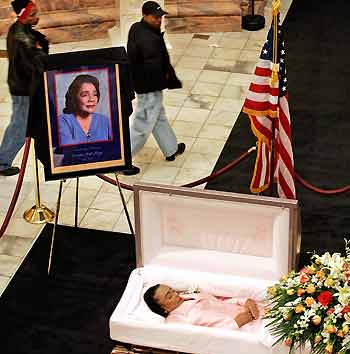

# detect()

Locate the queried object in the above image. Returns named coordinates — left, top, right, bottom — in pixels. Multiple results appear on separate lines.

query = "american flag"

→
left=243, top=19, right=296, bottom=199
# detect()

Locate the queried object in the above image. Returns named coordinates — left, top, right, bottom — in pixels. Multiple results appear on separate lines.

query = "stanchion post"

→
left=48, top=180, right=64, bottom=275
left=242, top=0, right=265, bottom=31
left=23, top=139, right=55, bottom=224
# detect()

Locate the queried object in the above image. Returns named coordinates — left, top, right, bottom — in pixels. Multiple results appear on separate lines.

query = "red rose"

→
left=318, top=291, right=333, bottom=307
left=342, top=306, right=350, bottom=315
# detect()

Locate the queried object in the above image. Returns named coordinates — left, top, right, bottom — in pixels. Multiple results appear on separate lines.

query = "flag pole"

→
left=268, top=0, right=280, bottom=197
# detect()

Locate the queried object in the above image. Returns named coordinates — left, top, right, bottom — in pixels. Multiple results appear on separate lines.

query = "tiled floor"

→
left=0, top=0, right=293, bottom=295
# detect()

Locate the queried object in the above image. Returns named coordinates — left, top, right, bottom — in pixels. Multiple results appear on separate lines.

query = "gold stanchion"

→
left=48, top=180, right=64, bottom=275
left=23, top=140, right=55, bottom=224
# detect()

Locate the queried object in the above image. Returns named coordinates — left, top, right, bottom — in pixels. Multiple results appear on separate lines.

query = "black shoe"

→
left=120, top=165, right=140, bottom=176
left=0, top=166, right=20, bottom=176
left=166, top=143, right=186, bottom=161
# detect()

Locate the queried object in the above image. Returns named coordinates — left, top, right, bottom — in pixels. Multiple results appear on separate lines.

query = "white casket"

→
left=109, top=183, right=301, bottom=354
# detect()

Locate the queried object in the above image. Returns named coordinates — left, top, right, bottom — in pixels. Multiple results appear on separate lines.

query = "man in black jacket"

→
left=0, top=0, right=48, bottom=176
left=127, top=1, right=185, bottom=162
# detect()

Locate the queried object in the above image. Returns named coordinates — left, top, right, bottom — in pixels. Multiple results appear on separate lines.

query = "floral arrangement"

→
left=181, top=284, right=200, bottom=294
left=265, top=241, right=350, bottom=354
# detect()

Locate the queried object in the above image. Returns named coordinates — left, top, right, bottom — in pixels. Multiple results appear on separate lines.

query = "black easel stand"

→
left=242, top=0, right=265, bottom=31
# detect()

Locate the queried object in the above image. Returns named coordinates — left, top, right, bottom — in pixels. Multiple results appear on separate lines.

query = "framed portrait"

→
left=29, top=48, right=134, bottom=181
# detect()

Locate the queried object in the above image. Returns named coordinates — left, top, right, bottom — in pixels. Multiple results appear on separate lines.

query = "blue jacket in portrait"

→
left=58, top=113, right=112, bottom=146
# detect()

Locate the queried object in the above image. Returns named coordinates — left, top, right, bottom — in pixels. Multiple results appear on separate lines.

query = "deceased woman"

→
left=144, top=284, right=260, bottom=330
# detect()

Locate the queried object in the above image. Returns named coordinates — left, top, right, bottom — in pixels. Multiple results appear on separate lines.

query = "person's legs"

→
left=130, top=92, right=159, bottom=156
left=0, top=95, right=30, bottom=172
left=151, top=92, right=178, bottom=158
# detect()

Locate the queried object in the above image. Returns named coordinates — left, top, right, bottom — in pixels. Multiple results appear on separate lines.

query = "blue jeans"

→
left=130, top=91, right=178, bottom=157
left=0, top=95, right=30, bottom=171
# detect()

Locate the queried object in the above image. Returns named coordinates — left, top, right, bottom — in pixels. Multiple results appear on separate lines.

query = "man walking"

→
left=0, top=0, right=49, bottom=176
left=127, top=1, right=185, bottom=163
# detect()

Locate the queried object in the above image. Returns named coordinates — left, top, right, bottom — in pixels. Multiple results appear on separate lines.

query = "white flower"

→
left=311, top=275, right=319, bottom=283
left=311, top=302, right=321, bottom=311
left=320, top=252, right=332, bottom=266
left=342, top=336, right=350, bottom=345
left=317, top=280, right=324, bottom=288
left=321, top=253, right=344, bottom=272
left=306, top=308, right=317, bottom=317
left=183, top=285, right=200, bottom=294
left=335, top=285, right=350, bottom=306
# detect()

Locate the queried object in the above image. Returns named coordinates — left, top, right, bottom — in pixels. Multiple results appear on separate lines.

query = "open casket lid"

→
left=134, top=183, right=300, bottom=281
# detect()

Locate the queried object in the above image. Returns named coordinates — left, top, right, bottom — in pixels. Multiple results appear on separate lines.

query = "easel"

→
left=47, top=172, right=134, bottom=275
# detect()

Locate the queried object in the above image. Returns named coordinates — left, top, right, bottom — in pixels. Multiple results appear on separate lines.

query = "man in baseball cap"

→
left=142, top=1, right=168, bottom=17
left=127, top=1, right=185, bottom=163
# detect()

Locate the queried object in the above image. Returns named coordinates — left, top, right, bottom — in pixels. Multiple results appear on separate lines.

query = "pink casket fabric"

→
left=166, top=293, right=260, bottom=331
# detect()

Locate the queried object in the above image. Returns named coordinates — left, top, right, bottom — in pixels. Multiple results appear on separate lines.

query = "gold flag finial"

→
left=272, top=0, right=281, bottom=15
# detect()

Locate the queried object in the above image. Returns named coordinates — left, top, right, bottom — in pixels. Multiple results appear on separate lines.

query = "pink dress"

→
left=166, top=293, right=252, bottom=330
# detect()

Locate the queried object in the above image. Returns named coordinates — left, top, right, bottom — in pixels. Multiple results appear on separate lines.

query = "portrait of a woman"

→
left=58, top=74, right=112, bottom=146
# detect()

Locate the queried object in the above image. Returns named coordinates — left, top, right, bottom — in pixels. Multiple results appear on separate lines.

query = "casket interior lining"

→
left=137, top=191, right=292, bottom=280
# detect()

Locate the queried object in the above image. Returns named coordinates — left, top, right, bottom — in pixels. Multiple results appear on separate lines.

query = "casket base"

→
left=111, top=344, right=185, bottom=354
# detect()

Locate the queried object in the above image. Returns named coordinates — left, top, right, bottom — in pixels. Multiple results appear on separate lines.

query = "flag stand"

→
left=242, top=0, right=265, bottom=31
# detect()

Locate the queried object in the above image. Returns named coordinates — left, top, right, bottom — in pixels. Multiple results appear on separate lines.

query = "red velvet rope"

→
left=0, top=137, right=31, bottom=239
left=97, top=146, right=257, bottom=190
left=1, top=143, right=348, bottom=240
left=182, top=146, right=256, bottom=188
left=96, top=174, right=134, bottom=191
left=295, top=172, right=350, bottom=195
left=97, top=150, right=350, bottom=196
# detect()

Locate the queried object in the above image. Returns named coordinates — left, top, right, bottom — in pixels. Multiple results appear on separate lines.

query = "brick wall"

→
left=0, top=0, right=118, bottom=43
left=165, top=0, right=242, bottom=33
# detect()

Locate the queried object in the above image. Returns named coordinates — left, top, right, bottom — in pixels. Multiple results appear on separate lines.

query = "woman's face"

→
left=76, top=83, right=98, bottom=114
left=22, top=3, right=40, bottom=26
left=154, top=285, right=183, bottom=313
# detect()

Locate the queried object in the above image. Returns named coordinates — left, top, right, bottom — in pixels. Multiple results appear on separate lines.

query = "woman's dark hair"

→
left=144, top=284, right=168, bottom=317
left=63, top=74, right=100, bottom=114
